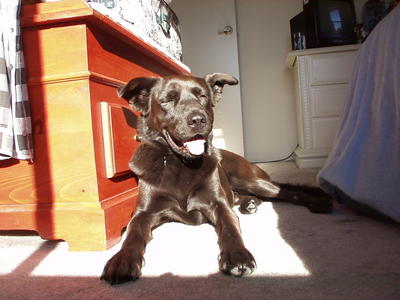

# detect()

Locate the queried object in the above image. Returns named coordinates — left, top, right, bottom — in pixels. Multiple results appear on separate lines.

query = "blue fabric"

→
left=318, top=6, right=400, bottom=222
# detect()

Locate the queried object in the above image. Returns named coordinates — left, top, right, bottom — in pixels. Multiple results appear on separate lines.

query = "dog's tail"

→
left=271, top=182, right=333, bottom=214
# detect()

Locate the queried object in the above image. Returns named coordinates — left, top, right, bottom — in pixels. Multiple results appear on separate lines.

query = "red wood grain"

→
left=0, top=0, right=190, bottom=251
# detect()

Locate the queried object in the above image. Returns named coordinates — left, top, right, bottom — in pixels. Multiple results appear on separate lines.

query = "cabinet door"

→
left=292, top=48, right=359, bottom=167
left=311, top=117, right=340, bottom=149
left=310, top=84, right=348, bottom=117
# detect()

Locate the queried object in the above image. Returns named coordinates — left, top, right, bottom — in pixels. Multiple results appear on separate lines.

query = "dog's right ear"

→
left=204, top=73, right=238, bottom=106
left=117, top=77, right=160, bottom=114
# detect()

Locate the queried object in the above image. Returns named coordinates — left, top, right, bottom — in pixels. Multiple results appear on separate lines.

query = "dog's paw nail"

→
left=248, top=199, right=256, bottom=207
left=247, top=200, right=257, bottom=211
left=230, top=264, right=254, bottom=277
left=219, top=249, right=256, bottom=277
left=101, top=252, right=143, bottom=285
left=241, top=199, right=259, bottom=214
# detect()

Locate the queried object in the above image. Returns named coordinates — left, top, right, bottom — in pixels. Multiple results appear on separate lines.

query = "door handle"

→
left=218, top=25, right=233, bottom=35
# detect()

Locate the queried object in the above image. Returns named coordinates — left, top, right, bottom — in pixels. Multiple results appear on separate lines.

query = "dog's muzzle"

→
left=163, top=130, right=207, bottom=157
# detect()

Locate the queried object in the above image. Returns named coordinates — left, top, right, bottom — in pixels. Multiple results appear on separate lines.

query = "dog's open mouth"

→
left=183, top=138, right=206, bottom=156
left=163, top=130, right=206, bottom=157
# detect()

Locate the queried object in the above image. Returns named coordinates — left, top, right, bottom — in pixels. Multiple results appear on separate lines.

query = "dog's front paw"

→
left=219, top=248, right=256, bottom=277
left=101, top=250, right=143, bottom=285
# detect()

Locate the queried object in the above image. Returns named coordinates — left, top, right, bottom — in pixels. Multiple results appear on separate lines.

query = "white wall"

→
left=172, top=0, right=366, bottom=163
left=236, top=0, right=303, bottom=162
left=171, top=0, right=245, bottom=156
left=235, top=0, right=366, bottom=162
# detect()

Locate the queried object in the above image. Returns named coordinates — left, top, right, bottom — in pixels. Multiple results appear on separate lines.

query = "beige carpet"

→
left=1, top=161, right=399, bottom=300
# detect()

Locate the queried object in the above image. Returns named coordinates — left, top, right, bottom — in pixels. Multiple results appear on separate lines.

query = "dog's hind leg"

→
left=220, top=149, right=332, bottom=213
left=272, top=182, right=333, bottom=213
left=236, top=179, right=333, bottom=214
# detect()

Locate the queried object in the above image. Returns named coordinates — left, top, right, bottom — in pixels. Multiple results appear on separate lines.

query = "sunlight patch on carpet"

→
left=9, top=203, right=311, bottom=278
left=0, top=246, right=42, bottom=275
left=240, top=203, right=311, bottom=277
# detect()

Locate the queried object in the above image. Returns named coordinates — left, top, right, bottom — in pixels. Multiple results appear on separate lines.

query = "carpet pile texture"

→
left=1, top=162, right=399, bottom=300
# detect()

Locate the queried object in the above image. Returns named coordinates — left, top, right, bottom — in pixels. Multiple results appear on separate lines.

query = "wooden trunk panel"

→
left=0, top=0, right=189, bottom=251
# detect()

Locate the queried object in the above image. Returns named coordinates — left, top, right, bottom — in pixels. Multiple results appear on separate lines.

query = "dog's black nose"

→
left=187, top=112, right=207, bottom=128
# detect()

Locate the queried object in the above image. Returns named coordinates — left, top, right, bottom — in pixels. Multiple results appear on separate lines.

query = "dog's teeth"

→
left=184, top=139, right=205, bottom=155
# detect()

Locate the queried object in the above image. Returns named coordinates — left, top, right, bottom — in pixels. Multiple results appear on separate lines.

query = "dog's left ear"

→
left=204, top=73, right=238, bottom=106
left=117, top=77, right=160, bottom=114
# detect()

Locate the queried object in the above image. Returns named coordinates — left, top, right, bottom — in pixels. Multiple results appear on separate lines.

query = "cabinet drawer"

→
left=310, top=84, right=347, bottom=117
left=309, top=51, right=357, bottom=86
left=312, top=117, right=340, bottom=149
left=101, top=102, right=140, bottom=178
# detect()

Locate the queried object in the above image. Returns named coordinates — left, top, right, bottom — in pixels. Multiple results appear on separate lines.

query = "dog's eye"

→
left=162, top=91, right=179, bottom=103
left=191, top=87, right=208, bottom=102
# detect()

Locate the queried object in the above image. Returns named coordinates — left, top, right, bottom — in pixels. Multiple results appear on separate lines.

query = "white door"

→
left=171, top=0, right=244, bottom=156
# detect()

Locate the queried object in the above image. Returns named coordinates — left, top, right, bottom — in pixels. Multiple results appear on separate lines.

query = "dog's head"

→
left=118, top=73, right=238, bottom=159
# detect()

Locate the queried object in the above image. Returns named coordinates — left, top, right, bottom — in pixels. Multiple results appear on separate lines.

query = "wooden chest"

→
left=0, top=0, right=189, bottom=251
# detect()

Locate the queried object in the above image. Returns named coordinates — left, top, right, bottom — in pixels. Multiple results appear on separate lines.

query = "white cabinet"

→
left=287, top=45, right=360, bottom=168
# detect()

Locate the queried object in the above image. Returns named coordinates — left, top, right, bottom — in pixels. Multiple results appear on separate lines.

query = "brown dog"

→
left=101, top=73, right=332, bottom=285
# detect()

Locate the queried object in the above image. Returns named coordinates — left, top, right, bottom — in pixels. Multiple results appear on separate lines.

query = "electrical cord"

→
left=251, top=144, right=298, bottom=164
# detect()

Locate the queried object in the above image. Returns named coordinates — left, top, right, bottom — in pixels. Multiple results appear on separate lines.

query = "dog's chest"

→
left=159, top=155, right=212, bottom=191
left=132, top=146, right=224, bottom=214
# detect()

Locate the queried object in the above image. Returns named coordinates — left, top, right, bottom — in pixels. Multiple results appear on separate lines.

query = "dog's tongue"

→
left=184, top=139, right=205, bottom=156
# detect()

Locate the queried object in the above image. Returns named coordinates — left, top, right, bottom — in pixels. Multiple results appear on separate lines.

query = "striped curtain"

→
left=0, top=0, right=33, bottom=161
